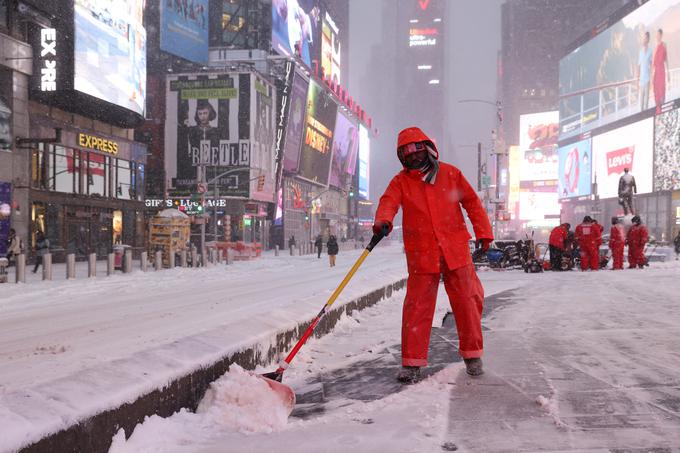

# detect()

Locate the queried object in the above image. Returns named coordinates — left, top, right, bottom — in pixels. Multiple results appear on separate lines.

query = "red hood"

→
left=397, top=127, right=439, bottom=160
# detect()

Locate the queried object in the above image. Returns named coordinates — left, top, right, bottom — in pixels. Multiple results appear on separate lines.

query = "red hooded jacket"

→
left=375, top=128, right=492, bottom=273
left=549, top=225, right=568, bottom=250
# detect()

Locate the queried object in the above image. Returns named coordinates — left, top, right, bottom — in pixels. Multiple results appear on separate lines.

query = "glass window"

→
left=88, top=152, right=107, bottom=197
left=0, top=0, right=8, bottom=34
left=136, top=163, right=145, bottom=200
left=31, top=146, right=49, bottom=189
left=53, top=146, right=75, bottom=193
left=116, top=159, right=132, bottom=200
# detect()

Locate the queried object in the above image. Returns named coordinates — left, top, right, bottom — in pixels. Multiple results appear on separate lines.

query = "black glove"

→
left=372, top=221, right=393, bottom=237
left=476, top=239, right=492, bottom=252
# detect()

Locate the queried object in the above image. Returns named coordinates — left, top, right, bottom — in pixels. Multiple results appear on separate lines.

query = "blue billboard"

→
left=160, top=0, right=209, bottom=65
left=558, top=138, right=592, bottom=199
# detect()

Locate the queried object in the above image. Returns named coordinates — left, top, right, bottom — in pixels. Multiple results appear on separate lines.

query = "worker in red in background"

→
left=627, top=215, right=649, bottom=269
left=609, top=216, right=625, bottom=270
left=548, top=223, right=570, bottom=271
left=575, top=216, right=601, bottom=271
left=373, top=126, right=493, bottom=384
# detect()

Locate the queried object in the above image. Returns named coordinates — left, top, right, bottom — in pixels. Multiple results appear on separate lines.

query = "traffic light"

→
left=257, top=175, right=265, bottom=191
left=348, top=186, right=355, bottom=198
left=304, top=209, right=309, bottom=221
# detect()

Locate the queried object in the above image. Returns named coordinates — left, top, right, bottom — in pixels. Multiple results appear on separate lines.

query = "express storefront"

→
left=29, top=117, right=147, bottom=261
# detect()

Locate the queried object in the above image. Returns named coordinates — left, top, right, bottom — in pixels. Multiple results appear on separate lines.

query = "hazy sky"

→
left=349, top=0, right=503, bottom=202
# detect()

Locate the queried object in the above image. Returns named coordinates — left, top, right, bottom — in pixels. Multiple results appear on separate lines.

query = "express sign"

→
left=40, top=28, right=57, bottom=92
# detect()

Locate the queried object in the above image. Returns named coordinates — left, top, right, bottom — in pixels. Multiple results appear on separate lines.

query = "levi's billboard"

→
left=592, top=117, right=653, bottom=199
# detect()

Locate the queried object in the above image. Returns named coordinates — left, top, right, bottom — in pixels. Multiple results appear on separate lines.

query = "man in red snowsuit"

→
left=548, top=223, right=570, bottom=271
left=575, top=216, right=600, bottom=271
left=373, top=127, right=493, bottom=383
left=609, top=217, right=625, bottom=270
left=627, top=215, right=649, bottom=268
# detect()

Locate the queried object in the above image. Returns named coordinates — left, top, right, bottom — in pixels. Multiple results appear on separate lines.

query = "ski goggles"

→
left=397, top=141, right=427, bottom=159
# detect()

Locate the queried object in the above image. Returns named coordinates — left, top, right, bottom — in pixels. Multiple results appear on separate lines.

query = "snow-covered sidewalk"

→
left=108, top=262, right=680, bottom=452
left=0, top=244, right=408, bottom=452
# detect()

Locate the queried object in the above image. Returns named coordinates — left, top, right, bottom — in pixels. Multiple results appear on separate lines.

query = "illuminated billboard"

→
left=297, top=80, right=337, bottom=186
left=74, top=0, right=146, bottom=115
left=321, top=11, right=342, bottom=84
left=271, top=0, right=321, bottom=68
left=507, top=145, right=521, bottom=219
left=558, top=138, right=593, bottom=199
left=358, top=125, right=370, bottom=199
left=519, top=189, right=560, bottom=224
left=160, top=0, right=209, bottom=65
left=518, top=111, right=559, bottom=182
left=283, top=71, right=309, bottom=172
left=165, top=73, right=250, bottom=198
left=592, top=117, right=654, bottom=199
left=329, top=111, right=358, bottom=189
left=559, top=0, right=680, bottom=140
left=654, top=107, right=680, bottom=190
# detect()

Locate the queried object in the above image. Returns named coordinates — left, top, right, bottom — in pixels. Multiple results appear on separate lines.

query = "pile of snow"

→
left=157, top=208, right=188, bottom=218
left=196, top=364, right=291, bottom=433
left=109, top=365, right=291, bottom=452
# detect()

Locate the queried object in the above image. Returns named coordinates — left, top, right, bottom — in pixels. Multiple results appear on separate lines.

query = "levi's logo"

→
left=606, top=146, right=634, bottom=175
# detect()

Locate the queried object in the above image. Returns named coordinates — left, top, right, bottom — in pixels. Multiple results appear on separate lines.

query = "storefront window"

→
left=112, top=210, right=123, bottom=245
left=53, top=146, right=75, bottom=193
left=88, top=152, right=107, bottom=197
left=31, top=146, right=49, bottom=189
left=116, top=159, right=132, bottom=200
left=136, top=163, right=145, bottom=201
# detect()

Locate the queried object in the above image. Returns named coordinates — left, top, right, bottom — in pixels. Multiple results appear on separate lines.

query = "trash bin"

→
left=0, top=257, right=8, bottom=283
left=112, top=245, right=132, bottom=270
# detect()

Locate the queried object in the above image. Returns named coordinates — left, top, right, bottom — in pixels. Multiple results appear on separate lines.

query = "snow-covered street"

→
left=2, top=245, right=680, bottom=452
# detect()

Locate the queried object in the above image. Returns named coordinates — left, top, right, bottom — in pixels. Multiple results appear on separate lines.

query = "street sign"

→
left=197, top=182, right=208, bottom=193
left=482, top=176, right=491, bottom=187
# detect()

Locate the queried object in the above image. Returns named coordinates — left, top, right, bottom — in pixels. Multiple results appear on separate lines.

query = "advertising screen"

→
left=559, top=0, right=680, bottom=140
left=321, top=10, right=342, bottom=84
left=74, top=0, right=146, bottom=115
left=654, top=107, right=680, bottom=190
left=250, top=77, right=276, bottom=203
left=283, top=72, right=309, bottom=172
left=358, top=125, right=370, bottom=199
left=558, top=138, right=593, bottom=199
left=592, top=117, right=653, bottom=199
left=519, top=190, right=560, bottom=223
left=165, top=73, right=251, bottom=198
left=518, top=111, right=559, bottom=182
left=507, top=146, right=521, bottom=219
left=298, top=80, right=337, bottom=186
left=271, top=0, right=321, bottom=69
left=160, top=0, right=209, bottom=65
left=329, top=111, right=358, bottom=188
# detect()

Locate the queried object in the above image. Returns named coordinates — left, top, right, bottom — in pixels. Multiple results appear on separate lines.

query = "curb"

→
left=19, top=278, right=407, bottom=453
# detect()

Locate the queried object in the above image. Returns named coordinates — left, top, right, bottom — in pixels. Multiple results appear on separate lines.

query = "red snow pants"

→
left=580, top=245, right=599, bottom=271
left=611, top=245, right=624, bottom=270
left=628, top=244, right=645, bottom=267
left=401, top=262, right=484, bottom=367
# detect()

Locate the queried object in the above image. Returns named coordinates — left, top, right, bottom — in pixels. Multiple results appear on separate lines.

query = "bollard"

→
left=140, top=251, right=148, bottom=272
left=155, top=250, right=163, bottom=271
left=225, top=248, right=233, bottom=265
left=42, top=253, right=52, bottom=281
left=169, top=251, right=175, bottom=268
left=181, top=250, right=188, bottom=268
left=191, top=249, right=198, bottom=268
left=123, top=250, right=132, bottom=274
left=88, top=253, right=96, bottom=278
left=107, top=253, right=115, bottom=276
left=275, top=245, right=279, bottom=256
left=216, top=248, right=222, bottom=264
left=211, top=248, right=217, bottom=264
left=66, top=253, right=76, bottom=279
left=16, top=254, right=26, bottom=283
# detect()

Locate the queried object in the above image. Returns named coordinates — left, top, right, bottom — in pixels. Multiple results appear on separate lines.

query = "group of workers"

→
left=548, top=215, right=650, bottom=271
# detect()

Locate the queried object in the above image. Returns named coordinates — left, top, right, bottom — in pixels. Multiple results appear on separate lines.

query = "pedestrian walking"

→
left=575, top=216, right=600, bottom=271
left=326, top=234, right=338, bottom=267
left=32, top=231, right=50, bottom=274
left=674, top=230, right=680, bottom=261
left=548, top=223, right=570, bottom=271
left=288, top=235, right=296, bottom=254
left=373, top=126, right=492, bottom=383
left=5, top=228, right=23, bottom=267
left=609, top=217, right=625, bottom=270
left=627, top=215, right=649, bottom=269
left=314, top=234, right=323, bottom=259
